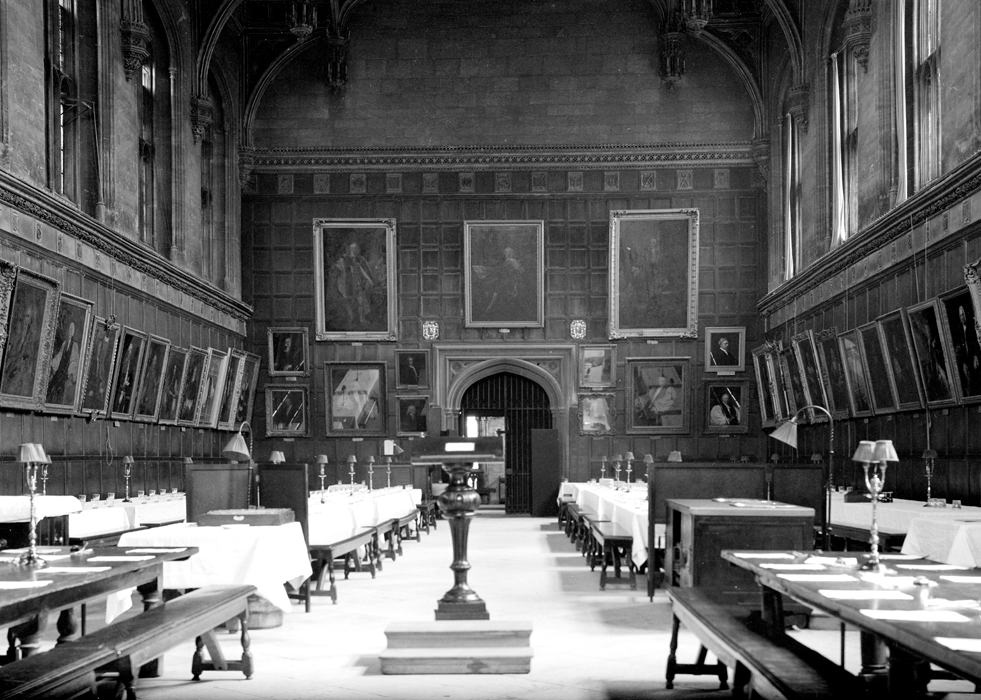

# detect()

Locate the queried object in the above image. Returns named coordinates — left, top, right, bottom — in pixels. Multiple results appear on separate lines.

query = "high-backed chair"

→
left=184, top=463, right=251, bottom=523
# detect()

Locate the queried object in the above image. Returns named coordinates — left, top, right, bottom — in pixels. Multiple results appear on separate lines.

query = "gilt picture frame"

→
left=325, top=361, right=386, bottom=435
left=0, top=268, right=60, bottom=411
left=626, top=357, right=689, bottom=434
left=705, top=326, right=745, bottom=373
left=876, top=309, right=924, bottom=411
left=704, top=382, right=749, bottom=434
left=939, top=286, right=981, bottom=403
left=397, top=395, right=429, bottom=436
left=907, top=298, right=958, bottom=407
left=177, top=346, right=208, bottom=426
left=464, top=220, right=544, bottom=328
left=609, top=209, right=699, bottom=339
left=580, top=345, right=616, bottom=388
left=43, top=292, right=93, bottom=414
left=232, top=351, right=261, bottom=429
left=578, top=392, right=615, bottom=436
left=313, top=218, right=397, bottom=341
left=132, top=334, right=170, bottom=422
left=752, top=345, right=778, bottom=427
left=78, top=315, right=121, bottom=418
left=108, top=327, right=147, bottom=421
left=266, top=384, right=309, bottom=437
left=157, top=346, right=188, bottom=425
left=267, top=327, right=308, bottom=377
left=791, top=330, right=829, bottom=420
left=815, top=328, right=850, bottom=419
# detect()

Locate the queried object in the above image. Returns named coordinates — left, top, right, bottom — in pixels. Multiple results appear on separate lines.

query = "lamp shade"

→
left=122, top=455, right=135, bottom=465
left=222, top=432, right=251, bottom=463
left=643, top=454, right=655, bottom=465
left=851, top=440, right=876, bottom=463
left=769, top=419, right=798, bottom=448
left=269, top=450, right=286, bottom=464
left=347, top=454, right=357, bottom=464
left=184, top=456, right=194, bottom=464
left=16, top=443, right=38, bottom=464
left=667, top=450, right=683, bottom=463
left=624, top=451, right=635, bottom=461
left=315, top=454, right=329, bottom=465
left=922, top=448, right=938, bottom=460
left=872, top=439, right=899, bottom=463
left=33, top=444, right=51, bottom=464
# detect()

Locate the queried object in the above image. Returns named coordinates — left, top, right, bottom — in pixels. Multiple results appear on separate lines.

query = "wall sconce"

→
left=422, top=320, right=440, bottom=341
left=570, top=319, right=586, bottom=340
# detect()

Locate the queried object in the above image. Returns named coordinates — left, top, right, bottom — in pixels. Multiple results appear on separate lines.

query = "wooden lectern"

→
left=410, top=436, right=504, bottom=621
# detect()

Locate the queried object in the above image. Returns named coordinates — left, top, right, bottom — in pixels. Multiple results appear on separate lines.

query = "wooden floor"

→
left=35, top=510, right=976, bottom=700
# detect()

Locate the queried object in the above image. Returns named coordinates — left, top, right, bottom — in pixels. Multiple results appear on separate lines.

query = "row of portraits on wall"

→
left=752, top=283, right=981, bottom=427
left=0, top=262, right=259, bottom=431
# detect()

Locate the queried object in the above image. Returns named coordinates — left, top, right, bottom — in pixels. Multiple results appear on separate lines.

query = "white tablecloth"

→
left=830, top=491, right=981, bottom=537
left=902, top=516, right=981, bottom=568
left=562, top=482, right=654, bottom=568
left=117, top=521, right=312, bottom=612
left=0, top=495, right=82, bottom=522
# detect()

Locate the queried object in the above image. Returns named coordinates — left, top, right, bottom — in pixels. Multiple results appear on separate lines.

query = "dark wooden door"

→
left=530, top=429, right=560, bottom=517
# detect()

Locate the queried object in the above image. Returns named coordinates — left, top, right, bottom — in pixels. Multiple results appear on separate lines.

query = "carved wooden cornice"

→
left=758, top=154, right=981, bottom=321
left=250, top=142, right=756, bottom=172
left=0, top=171, right=252, bottom=323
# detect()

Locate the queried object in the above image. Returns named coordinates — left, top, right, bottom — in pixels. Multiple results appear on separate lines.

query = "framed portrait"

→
left=907, top=298, right=957, bottom=406
left=609, top=209, right=699, bottom=339
left=157, top=346, right=188, bottom=425
left=177, top=346, right=208, bottom=426
left=578, top=393, right=615, bottom=436
left=704, top=382, right=748, bottom=434
left=814, top=329, right=850, bottom=419
left=580, top=345, right=616, bottom=388
left=0, top=269, right=60, bottom=410
left=108, top=327, right=147, bottom=420
left=396, top=350, right=428, bottom=389
left=776, top=346, right=804, bottom=419
left=876, top=310, right=924, bottom=411
left=195, top=348, right=229, bottom=428
left=232, top=351, right=261, bottom=428
left=939, top=286, right=981, bottom=402
left=267, top=327, right=308, bottom=377
left=133, top=334, right=170, bottom=422
left=397, top=395, right=429, bottom=436
left=265, top=384, right=309, bottom=437
left=216, top=349, right=247, bottom=431
left=464, top=220, right=544, bottom=328
left=704, top=327, right=745, bottom=373
left=838, top=329, right=874, bottom=417
left=751, top=345, right=778, bottom=426
left=325, top=361, right=386, bottom=435
left=791, top=330, right=829, bottom=420
left=78, top=316, right=121, bottom=417
left=43, top=293, right=93, bottom=414
left=626, top=357, right=689, bottom=434
left=857, top=322, right=897, bottom=413
left=313, top=218, right=397, bottom=341
left=0, top=260, right=16, bottom=370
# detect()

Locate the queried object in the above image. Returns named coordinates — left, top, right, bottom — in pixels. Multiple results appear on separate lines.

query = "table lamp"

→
left=852, top=439, right=892, bottom=571
left=315, top=454, right=329, bottom=502
left=122, top=455, right=135, bottom=502
left=269, top=450, right=286, bottom=464
left=16, top=443, right=46, bottom=568
left=922, top=448, right=938, bottom=505
left=347, top=455, right=357, bottom=486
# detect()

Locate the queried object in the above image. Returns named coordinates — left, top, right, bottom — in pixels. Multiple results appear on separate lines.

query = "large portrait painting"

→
left=325, top=361, right=386, bottom=435
left=132, top=334, right=170, bottom=422
left=157, top=346, right=188, bottom=425
left=397, top=395, right=429, bottom=436
left=578, top=393, right=615, bottom=436
left=267, top=327, right=308, bottom=377
left=109, top=327, right=147, bottom=420
left=78, top=316, right=121, bottom=418
left=705, top=382, right=748, bottom=434
left=217, top=349, right=247, bottom=431
left=0, top=260, right=16, bottom=371
left=752, top=345, right=778, bottom=427
left=580, top=345, right=616, bottom=388
left=857, top=322, right=897, bottom=413
left=0, top=269, right=60, bottom=410
left=939, top=286, right=981, bottom=402
left=195, top=348, right=229, bottom=429
left=313, top=218, right=397, bottom=341
left=876, top=310, right=924, bottom=411
left=838, top=329, right=874, bottom=417
left=609, top=209, right=699, bottom=339
left=814, top=329, right=849, bottom=419
left=464, top=220, right=544, bottom=328
left=791, top=330, right=829, bottom=420
left=232, top=351, right=261, bottom=428
left=907, top=298, right=957, bottom=407
left=177, top=346, right=208, bottom=426
left=43, top=293, right=93, bottom=414
left=626, top=357, right=689, bottom=434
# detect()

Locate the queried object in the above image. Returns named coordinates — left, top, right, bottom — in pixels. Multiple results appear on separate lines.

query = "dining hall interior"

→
left=3, top=0, right=981, bottom=698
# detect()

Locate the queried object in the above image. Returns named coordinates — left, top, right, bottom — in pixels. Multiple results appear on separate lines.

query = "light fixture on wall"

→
left=288, top=1, right=317, bottom=41
left=570, top=319, right=586, bottom=340
left=422, top=320, right=440, bottom=341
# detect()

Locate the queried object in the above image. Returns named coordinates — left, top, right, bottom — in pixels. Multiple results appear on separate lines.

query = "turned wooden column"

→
left=435, top=461, right=489, bottom=620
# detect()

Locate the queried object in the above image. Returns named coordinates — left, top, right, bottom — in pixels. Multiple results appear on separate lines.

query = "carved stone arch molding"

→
left=434, top=344, right=574, bottom=475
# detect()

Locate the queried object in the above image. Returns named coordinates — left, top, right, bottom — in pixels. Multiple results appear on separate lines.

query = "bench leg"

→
left=326, top=557, right=339, bottom=603
left=665, top=612, right=728, bottom=690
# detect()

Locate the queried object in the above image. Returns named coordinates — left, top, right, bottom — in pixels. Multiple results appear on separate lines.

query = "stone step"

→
left=379, top=647, right=533, bottom=675
left=384, top=620, right=532, bottom=648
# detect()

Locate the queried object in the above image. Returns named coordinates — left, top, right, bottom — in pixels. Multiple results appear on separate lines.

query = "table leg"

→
left=137, top=579, right=164, bottom=678
left=56, top=607, right=80, bottom=644
left=886, top=645, right=931, bottom=697
left=7, top=613, right=46, bottom=659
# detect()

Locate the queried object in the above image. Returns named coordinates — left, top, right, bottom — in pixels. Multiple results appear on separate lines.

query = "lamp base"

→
left=17, top=551, right=47, bottom=568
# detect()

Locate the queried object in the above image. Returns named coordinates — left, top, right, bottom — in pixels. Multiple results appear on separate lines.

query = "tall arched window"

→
left=200, top=76, right=228, bottom=287
left=782, top=112, right=801, bottom=281
left=829, top=48, right=859, bottom=246
left=911, top=0, right=941, bottom=190
left=46, top=0, right=98, bottom=215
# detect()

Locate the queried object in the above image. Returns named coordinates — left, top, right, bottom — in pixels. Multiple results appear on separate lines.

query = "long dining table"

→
left=722, top=548, right=981, bottom=695
left=558, top=481, right=653, bottom=568
left=0, top=544, right=197, bottom=659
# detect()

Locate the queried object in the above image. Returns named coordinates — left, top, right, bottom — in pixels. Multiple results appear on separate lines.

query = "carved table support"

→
left=435, top=462, right=489, bottom=620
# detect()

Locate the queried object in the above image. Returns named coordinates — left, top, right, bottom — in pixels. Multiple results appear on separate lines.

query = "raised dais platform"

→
left=379, top=620, right=532, bottom=675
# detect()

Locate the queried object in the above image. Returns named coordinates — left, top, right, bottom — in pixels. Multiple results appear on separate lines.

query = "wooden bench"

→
left=666, top=587, right=861, bottom=700
left=0, top=584, right=255, bottom=700
left=416, top=501, right=437, bottom=534
left=305, top=527, right=378, bottom=606
left=589, top=520, right=636, bottom=590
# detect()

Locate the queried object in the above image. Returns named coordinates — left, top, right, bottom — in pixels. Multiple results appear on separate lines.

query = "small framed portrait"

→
left=609, top=209, right=699, bottom=339
left=195, top=348, right=229, bottom=429
left=216, top=349, right=247, bottom=431
left=704, top=327, right=745, bottom=373
left=78, top=315, right=121, bottom=418
left=776, top=346, right=804, bottom=419
left=857, top=322, right=897, bottom=414
left=579, top=344, right=616, bottom=388
left=876, top=310, right=924, bottom=411
left=464, top=220, right=545, bottom=328
left=813, top=329, right=850, bottom=419
left=232, top=352, right=261, bottom=428
left=108, top=327, right=148, bottom=421
left=396, top=350, right=428, bottom=388
left=704, top=382, right=748, bottom=434
left=907, top=298, right=957, bottom=407
left=133, top=334, right=171, bottom=422
left=266, top=384, right=309, bottom=437
left=791, top=330, right=829, bottom=420
left=325, top=361, right=386, bottom=435
left=0, top=260, right=16, bottom=369
left=751, top=345, right=778, bottom=427
left=157, top=346, right=188, bottom=425
left=0, top=268, right=60, bottom=411
left=837, top=329, right=874, bottom=417
left=578, top=393, right=615, bottom=436
left=177, top=346, right=208, bottom=426
left=313, top=218, right=397, bottom=341
left=939, top=286, right=981, bottom=402
left=267, top=327, right=308, bottom=377
left=397, top=395, right=429, bottom=436
left=43, top=293, right=93, bottom=414
left=626, top=357, right=689, bottom=434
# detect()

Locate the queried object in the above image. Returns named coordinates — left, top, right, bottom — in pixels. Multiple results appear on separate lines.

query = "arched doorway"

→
left=459, top=372, right=552, bottom=514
